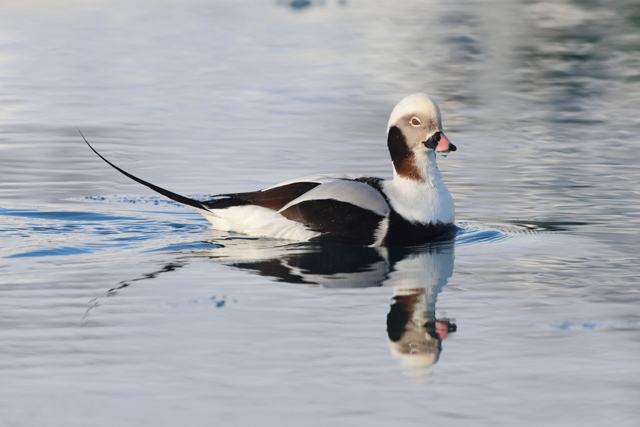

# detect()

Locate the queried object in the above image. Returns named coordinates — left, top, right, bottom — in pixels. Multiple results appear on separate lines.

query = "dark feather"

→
left=387, top=126, right=421, bottom=181
left=383, top=210, right=457, bottom=246
left=80, top=130, right=207, bottom=211
left=204, top=182, right=321, bottom=211
left=281, top=199, right=384, bottom=245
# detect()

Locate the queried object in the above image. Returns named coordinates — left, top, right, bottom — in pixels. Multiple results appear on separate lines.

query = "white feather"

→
left=372, top=216, right=390, bottom=247
left=200, top=205, right=320, bottom=241
left=263, top=174, right=363, bottom=191
left=279, top=179, right=390, bottom=216
left=382, top=150, right=454, bottom=225
left=387, top=93, right=442, bottom=132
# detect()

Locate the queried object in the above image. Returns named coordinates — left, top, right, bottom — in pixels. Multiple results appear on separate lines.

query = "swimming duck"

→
left=83, top=93, right=457, bottom=246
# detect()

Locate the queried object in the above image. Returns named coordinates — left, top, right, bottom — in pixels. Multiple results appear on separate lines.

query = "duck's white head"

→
left=386, top=93, right=456, bottom=181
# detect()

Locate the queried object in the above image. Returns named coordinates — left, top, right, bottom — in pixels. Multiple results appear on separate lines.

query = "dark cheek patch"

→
left=387, top=126, right=423, bottom=181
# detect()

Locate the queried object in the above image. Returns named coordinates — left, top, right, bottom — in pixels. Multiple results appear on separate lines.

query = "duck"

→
left=83, top=93, right=457, bottom=246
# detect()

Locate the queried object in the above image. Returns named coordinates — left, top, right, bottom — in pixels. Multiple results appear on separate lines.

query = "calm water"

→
left=1, top=0, right=640, bottom=425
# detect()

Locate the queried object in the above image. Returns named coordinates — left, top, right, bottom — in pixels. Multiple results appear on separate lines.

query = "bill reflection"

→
left=387, top=287, right=456, bottom=368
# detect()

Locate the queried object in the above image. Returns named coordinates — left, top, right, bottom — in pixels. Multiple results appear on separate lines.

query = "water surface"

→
left=1, top=1, right=640, bottom=426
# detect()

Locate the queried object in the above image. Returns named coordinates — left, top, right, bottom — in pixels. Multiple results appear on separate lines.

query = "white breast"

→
left=382, top=176, right=454, bottom=225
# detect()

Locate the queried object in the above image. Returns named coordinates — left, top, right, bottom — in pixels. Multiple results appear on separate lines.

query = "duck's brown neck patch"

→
left=387, top=126, right=423, bottom=181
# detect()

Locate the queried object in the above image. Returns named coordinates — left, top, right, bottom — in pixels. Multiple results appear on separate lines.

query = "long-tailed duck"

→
left=83, top=93, right=457, bottom=246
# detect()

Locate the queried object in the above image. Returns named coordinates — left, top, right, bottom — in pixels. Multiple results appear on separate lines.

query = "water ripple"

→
left=545, top=320, right=640, bottom=331
left=0, top=205, right=208, bottom=258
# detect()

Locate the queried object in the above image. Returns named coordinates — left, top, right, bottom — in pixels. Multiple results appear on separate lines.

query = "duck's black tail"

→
left=80, top=130, right=208, bottom=211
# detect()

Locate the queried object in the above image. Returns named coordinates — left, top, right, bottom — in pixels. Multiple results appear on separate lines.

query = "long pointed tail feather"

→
left=80, top=129, right=208, bottom=211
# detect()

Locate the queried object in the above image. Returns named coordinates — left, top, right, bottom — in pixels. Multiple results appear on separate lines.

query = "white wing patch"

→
left=263, top=174, right=364, bottom=191
left=278, top=179, right=390, bottom=216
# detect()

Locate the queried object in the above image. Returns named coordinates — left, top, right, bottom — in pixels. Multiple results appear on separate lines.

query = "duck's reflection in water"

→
left=383, top=244, right=456, bottom=368
left=96, top=236, right=457, bottom=368
left=207, top=238, right=457, bottom=368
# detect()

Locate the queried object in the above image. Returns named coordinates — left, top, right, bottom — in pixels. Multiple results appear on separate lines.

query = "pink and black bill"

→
left=423, top=131, right=456, bottom=153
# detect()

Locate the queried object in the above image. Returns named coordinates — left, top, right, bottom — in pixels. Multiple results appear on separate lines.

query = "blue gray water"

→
left=1, top=1, right=639, bottom=426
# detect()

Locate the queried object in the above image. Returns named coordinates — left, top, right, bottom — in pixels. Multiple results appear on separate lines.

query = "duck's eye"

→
left=411, top=117, right=421, bottom=126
